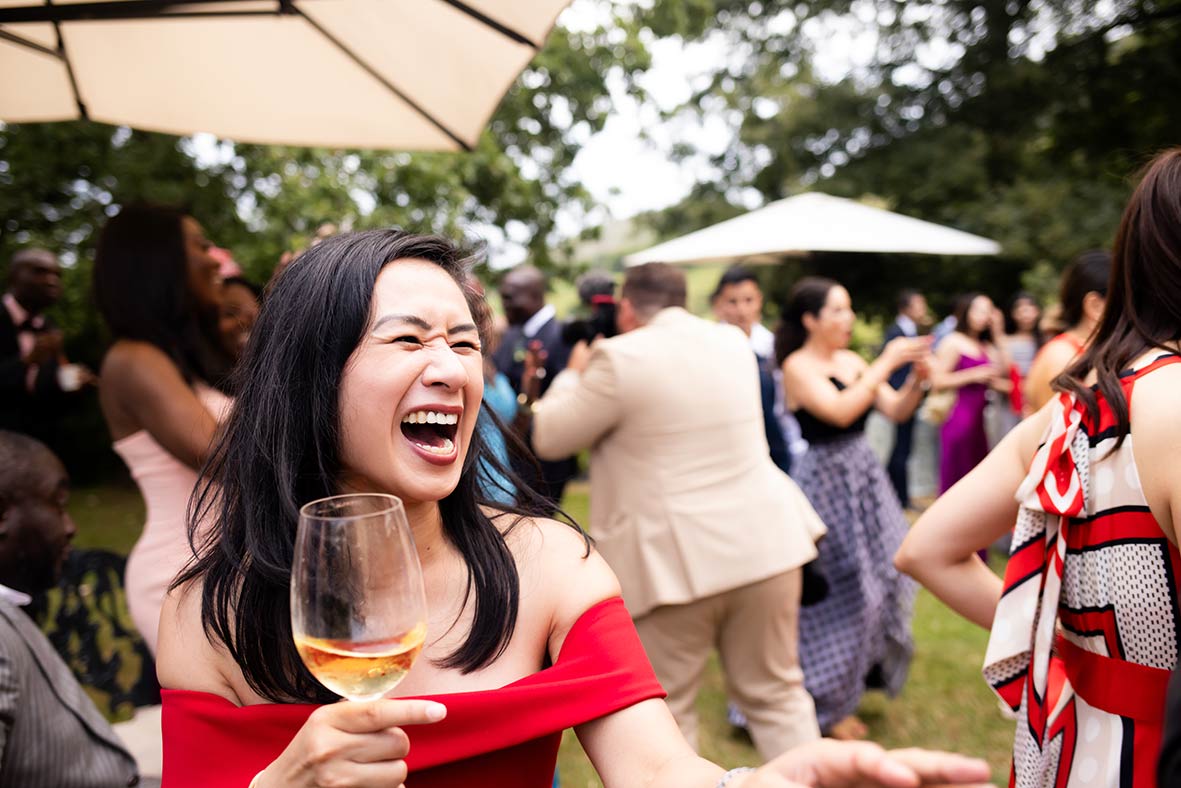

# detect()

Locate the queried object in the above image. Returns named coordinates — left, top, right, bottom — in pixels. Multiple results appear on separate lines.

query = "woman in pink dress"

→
left=93, top=204, right=234, bottom=654
left=897, top=148, right=1181, bottom=787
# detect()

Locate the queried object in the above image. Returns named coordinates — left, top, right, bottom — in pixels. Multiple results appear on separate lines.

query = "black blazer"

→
left=491, top=312, right=577, bottom=508
left=882, top=319, right=913, bottom=391
left=0, top=304, right=64, bottom=435
left=492, top=313, right=571, bottom=398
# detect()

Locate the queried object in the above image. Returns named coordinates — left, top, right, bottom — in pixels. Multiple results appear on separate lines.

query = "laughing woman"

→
left=155, top=231, right=990, bottom=788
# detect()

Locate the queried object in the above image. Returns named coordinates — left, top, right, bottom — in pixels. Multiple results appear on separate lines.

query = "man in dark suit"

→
left=494, top=265, right=576, bottom=509
left=883, top=289, right=929, bottom=510
left=1, top=249, right=91, bottom=445
left=0, top=431, right=143, bottom=787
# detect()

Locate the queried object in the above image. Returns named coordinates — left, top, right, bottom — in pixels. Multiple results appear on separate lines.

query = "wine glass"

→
left=291, top=493, right=427, bottom=701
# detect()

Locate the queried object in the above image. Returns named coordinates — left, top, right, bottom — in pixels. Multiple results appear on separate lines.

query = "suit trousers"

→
left=887, top=417, right=914, bottom=508
left=633, top=569, right=819, bottom=760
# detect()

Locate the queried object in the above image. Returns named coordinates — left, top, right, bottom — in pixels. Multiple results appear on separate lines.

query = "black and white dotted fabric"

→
left=793, top=434, right=915, bottom=732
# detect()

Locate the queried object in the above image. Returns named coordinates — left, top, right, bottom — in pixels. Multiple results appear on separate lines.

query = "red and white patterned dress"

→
left=984, top=354, right=1181, bottom=788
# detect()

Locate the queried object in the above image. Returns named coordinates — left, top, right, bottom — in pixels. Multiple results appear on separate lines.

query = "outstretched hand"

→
left=738, top=741, right=993, bottom=788
left=883, top=337, right=932, bottom=371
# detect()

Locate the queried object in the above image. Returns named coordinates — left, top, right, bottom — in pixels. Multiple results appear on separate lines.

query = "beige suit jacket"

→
left=533, top=307, right=825, bottom=618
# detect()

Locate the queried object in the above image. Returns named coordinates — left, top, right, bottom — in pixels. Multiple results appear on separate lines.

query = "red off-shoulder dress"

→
left=162, top=597, right=664, bottom=787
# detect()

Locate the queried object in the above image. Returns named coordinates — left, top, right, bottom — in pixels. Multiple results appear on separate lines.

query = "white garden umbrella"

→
left=624, top=192, right=1002, bottom=266
left=0, top=0, right=571, bottom=150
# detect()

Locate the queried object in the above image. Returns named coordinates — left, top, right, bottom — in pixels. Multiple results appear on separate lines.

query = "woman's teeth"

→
left=412, top=437, right=455, bottom=455
left=401, top=411, right=459, bottom=425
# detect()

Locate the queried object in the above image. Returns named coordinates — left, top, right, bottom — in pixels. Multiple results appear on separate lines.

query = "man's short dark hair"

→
left=622, top=263, right=687, bottom=317
left=0, top=431, right=55, bottom=505
left=897, top=288, right=921, bottom=313
left=712, top=264, right=760, bottom=301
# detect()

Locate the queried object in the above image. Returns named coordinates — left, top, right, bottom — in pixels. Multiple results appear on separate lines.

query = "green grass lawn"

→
left=68, top=480, right=1014, bottom=781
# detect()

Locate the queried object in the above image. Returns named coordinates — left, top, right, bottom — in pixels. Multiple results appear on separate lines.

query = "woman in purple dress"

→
left=933, top=294, right=1010, bottom=494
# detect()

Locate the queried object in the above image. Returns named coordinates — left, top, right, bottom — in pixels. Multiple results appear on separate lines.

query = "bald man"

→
left=494, top=265, right=577, bottom=509
left=1, top=249, right=91, bottom=443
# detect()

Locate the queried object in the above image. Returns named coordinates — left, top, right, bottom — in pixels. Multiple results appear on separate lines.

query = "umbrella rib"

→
left=46, top=0, right=89, bottom=120
left=292, top=4, right=471, bottom=151
left=0, top=1, right=285, bottom=23
left=437, top=0, right=537, bottom=48
left=0, top=26, right=61, bottom=58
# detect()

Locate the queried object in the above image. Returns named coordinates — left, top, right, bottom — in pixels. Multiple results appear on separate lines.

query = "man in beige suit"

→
left=531, top=263, right=825, bottom=759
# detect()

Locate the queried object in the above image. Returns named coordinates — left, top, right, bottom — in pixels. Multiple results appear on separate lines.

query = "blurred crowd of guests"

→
left=1, top=149, right=1179, bottom=788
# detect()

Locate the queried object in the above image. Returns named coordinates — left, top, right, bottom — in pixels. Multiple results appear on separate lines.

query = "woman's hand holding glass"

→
left=253, top=698, right=446, bottom=788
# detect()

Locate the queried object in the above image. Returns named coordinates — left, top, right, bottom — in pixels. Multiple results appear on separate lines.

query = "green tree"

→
left=632, top=0, right=1181, bottom=312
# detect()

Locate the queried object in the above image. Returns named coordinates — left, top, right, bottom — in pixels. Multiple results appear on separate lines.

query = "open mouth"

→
left=400, top=410, right=460, bottom=456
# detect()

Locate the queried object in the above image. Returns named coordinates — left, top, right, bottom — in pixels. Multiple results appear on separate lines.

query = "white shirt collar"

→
left=0, top=582, right=32, bottom=607
left=522, top=303, right=556, bottom=339
left=748, top=323, right=776, bottom=358
left=896, top=315, right=917, bottom=337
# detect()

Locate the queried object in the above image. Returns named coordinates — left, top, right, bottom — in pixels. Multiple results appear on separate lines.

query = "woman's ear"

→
left=801, top=312, right=817, bottom=334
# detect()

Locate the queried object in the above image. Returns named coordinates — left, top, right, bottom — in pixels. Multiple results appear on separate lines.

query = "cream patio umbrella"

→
left=624, top=192, right=1002, bottom=266
left=0, top=0, right=571, bottom=150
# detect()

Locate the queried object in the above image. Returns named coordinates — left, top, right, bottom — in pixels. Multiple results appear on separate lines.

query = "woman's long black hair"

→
left=952, top=292, right=995, bottom=345
left=93, top=203, right=233, bottom=391
left=175, top=229, right=582, bottom=703
left=1003, top=291, right=1045, bottom=349
left=1057, top=149, right=1181, bottom=448
left=774, top=276, right=838, bottom=366
left=1057, top=249, right=1111, bottom=330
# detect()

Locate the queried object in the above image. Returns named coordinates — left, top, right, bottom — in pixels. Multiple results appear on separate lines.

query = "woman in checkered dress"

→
left=777, top=277, right=932, bottom=737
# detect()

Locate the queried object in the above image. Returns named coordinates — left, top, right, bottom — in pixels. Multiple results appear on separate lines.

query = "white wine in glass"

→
left=292, top=493, right=427, bottom=701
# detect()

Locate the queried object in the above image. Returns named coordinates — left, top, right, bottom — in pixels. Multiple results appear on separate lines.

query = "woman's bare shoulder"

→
left=1130, top=359, right=1181, bottom=433
left=100, top=340, right=188, bottom=401
left=490, top=510, right=620, bottom=610
left=156, top=579, right=243, bottom=704
left=837, top=348, right=868, bottom=370
left=782, top=349, right=817, bottom=376
left=100, top=339, right=172, bottom=376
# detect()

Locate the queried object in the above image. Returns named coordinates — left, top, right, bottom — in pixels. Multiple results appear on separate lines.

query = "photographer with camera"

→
left=561, top=270, right=618, bottom=347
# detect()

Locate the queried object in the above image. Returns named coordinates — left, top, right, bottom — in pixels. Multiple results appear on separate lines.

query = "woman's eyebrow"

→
left=372, top=314, right=478, bottom=336
left=372, top=314, right=430, bottom=332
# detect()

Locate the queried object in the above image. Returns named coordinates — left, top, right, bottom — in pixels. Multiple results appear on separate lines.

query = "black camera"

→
left=561, top=271, right=618, bottom=346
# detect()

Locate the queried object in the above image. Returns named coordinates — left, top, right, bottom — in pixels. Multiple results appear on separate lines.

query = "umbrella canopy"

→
left=624, top=192, right=1002, bottom=266
left=0, top=0, right=570, bottom=150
